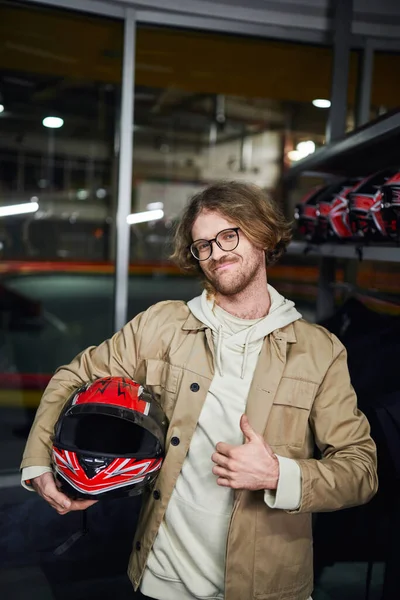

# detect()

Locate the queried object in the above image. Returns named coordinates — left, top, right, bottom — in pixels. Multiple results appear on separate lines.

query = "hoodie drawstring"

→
left=216, top=325, right=224, bottom=377
left=241, top=328, right=254, bottom=380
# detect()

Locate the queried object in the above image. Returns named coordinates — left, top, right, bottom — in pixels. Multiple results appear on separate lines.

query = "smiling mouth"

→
left=213, top=261, right=237, bottom=271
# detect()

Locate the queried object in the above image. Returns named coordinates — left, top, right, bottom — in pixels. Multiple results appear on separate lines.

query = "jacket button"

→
left=190, top=383, right=200, bottom=392
left=153, top=490, right=161, bottom=500
left=171, top=436, right=180, bottom=446
left=135, top=541, right=141, bottom=551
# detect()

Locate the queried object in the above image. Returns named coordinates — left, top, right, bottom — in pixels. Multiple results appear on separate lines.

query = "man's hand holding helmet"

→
left=31, top=471, right=97, bottom=515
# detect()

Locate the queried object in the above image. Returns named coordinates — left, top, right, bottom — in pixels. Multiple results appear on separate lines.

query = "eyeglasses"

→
left=189, top=227, right=240, bottom=261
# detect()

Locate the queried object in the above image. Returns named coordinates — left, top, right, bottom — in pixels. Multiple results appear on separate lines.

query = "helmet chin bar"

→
left=79, top=455, right=114, bottom=479
left=54, top=449, right=163, bottom=499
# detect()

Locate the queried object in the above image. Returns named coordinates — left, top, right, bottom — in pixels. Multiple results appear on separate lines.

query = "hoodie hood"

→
left=187, top=285, right=302, bottom=378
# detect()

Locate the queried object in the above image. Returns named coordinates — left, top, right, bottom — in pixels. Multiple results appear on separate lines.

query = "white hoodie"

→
left=141, top=286, right=304, bottom=600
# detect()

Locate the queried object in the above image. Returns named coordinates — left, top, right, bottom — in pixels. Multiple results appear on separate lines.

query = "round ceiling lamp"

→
left=312, top=99, right=331, bottom=109
left=43, top=116, right=64, bottom=129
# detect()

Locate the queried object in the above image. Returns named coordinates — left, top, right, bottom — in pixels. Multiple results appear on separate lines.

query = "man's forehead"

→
left=192, top=210, right=237, bottom=237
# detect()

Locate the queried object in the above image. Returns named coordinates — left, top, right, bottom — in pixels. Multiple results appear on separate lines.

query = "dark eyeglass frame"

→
left=189, top=227, right=240, bottom=261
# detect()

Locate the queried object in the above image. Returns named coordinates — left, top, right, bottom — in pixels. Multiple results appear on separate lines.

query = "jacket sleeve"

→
left=21, top=466, right=52, bottom=490
left=264, top=455, right=302, bottom=510
left=293, top=334, right=378, bottom=513
left=20, top=309, right=149, bottom=471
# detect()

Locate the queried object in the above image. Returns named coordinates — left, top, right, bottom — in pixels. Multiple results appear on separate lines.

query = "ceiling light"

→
left=0, top=104, right=4, bottom=114
left=0, top=201, right=39, bottom=218
left=288, top=140, right=316, bottom=162
left=96, top=188, right=107, bottom=199
left=296, top=140, right=316, bottom=155
left=127, top=209, right=164, bottom=225
left=77, top=189, right=89, bottom=200
left=287, top=150, right=303, bottom=162
left=43, top=116, right=64, bottom=129
left=312, top=99, right=331, bottom=109
left=146, top=202, right=164, bottom=211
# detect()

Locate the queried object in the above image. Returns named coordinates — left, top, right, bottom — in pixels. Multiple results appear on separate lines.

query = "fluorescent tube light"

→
left=0, top=201, right=39, bottom=218
left=127, top=209, right=164, bottom=225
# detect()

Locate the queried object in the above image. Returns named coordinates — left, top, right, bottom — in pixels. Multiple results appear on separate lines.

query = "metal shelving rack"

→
left=284, top=109, right=400, bottom=320
left=286, top=109, right=400, bottom=180
left=288, top=241, right=400, bottom=264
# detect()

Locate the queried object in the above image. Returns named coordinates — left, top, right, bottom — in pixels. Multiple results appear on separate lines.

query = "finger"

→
left=45, top=487, right=72, bottom=511
left=43, top=498, right=70, bottom=515
left=215, top=442, right=235, bottom=456
left=217, top=478, right=232, bottom=487
left=263, top=439, right=277, bottom=459
left=48, top=498, right=98, bottom=515
left=211, top=452, right=230, bottom=467
left=240, top=414, right=258, bottom=443
left=44, top=478, right=97, bottom=511
left=68, top=499, right=98, bottom=511
left=212, top=465, right=232, bottom=478
left=50, top=498, right=97, bottom=515
left=31, top=473, right=73, bottom=513
left=54, top=506, right=72, bottom=516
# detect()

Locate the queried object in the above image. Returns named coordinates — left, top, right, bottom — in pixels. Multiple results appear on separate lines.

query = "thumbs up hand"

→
left=211, top=414, right=280, bottom=491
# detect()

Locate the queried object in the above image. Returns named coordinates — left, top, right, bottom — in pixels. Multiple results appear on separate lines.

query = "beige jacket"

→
left=21, top=300, right=378, bottom=600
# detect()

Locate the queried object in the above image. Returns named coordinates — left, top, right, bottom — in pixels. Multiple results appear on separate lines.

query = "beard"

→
left=203, top=252, right=264, bottom=296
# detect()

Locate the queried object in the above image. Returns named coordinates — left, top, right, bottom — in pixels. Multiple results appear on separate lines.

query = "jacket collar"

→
left=182, top=312, right=207, bottom=331
left=272, top=322, right=297, bottom=343
left=182, top=311, right=298, bottom=342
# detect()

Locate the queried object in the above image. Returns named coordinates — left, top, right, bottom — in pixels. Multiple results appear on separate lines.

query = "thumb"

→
left=240, top=414, right=258, bottom=443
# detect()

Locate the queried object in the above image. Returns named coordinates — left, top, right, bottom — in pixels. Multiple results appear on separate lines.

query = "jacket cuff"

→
left=264, top=455, right=302, bottom=510
left=21, top=466, right=52, bottom=491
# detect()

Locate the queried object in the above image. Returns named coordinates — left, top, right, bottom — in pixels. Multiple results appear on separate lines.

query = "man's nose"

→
left=210, top=241, right=227, bottom=260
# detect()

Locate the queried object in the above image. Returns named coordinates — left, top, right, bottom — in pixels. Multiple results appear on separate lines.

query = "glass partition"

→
left=0, top=0, right=122, bottom=470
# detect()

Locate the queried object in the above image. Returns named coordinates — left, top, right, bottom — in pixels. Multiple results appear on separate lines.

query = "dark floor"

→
left=0, top=561, right=386, bottom=599
left=0, top=471, right=394, bottom=600
left=314, top=562, right=385, bottom=600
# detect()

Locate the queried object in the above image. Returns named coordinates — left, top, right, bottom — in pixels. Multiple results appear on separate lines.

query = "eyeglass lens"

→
left=191, top=228, right=239, bottom=260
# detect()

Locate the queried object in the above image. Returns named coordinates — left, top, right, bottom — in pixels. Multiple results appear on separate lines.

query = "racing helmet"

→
left=52, top=377, right=168, bottom=500
left=316, top=179, right=360, bottom=240
left=380, top=171, right=400, bottom=241
left=348, top=168, right=399, bottom=239
left=294, top=186, right=324, bottom=242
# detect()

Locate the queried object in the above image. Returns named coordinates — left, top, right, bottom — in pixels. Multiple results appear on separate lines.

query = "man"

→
left=21, top=181, right=378, bottom=600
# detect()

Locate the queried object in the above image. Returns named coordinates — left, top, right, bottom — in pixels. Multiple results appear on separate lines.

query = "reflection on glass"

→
left=372, top=51, right=400, bottom=120
left=130, top=27, right=335, bottom=258
left=0, top=1, right=123, bottom=475
left=0, top=1, right=123, bottom=262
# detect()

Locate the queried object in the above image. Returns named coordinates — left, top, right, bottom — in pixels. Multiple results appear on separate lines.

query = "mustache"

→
left=210, top=257, right=238, bottom=271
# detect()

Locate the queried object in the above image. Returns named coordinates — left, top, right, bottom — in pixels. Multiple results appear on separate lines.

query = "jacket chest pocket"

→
left=265, top=378, right=317, bottom=448
left=145, top=359, right=181, bottom=420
